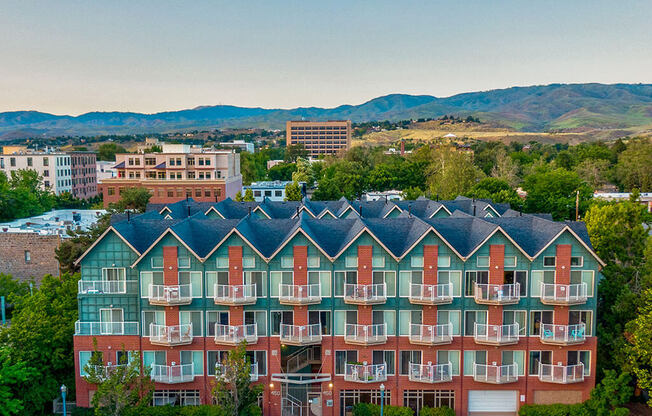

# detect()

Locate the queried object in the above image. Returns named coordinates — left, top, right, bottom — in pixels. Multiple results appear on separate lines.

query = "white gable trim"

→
left=130, top=228, right=202, bottom=268
left=382, top=205, right=403, bottom=219
left=463, top=226, right=532, bottom=261
left=204, top=206, right=225, bottom=218
left=74, top=226, right=140, bottom=266
left=533, top=226, right=605, bottom=267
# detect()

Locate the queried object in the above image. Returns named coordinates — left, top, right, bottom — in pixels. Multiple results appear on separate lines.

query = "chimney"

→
left=358, top=205, right=363, bottom=217
left=408, top=203, right=412, bottom=218
left=297, top=207, right=300, bottom=217
left=127, top=211, right=130, bottom=222
left=248, top=207, right=252, bottom=217
left=187, top=205, right=191, bottom=217
left=473, top=205, right=476, bottom=216
left=436, top=194, right=439, bottom=202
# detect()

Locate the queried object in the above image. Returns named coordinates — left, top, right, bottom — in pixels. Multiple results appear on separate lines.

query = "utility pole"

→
left=575, top=190, right=580, bottom=221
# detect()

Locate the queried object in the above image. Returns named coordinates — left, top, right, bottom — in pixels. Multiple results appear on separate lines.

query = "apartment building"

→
left=100, top=143, right=242, bottom=207
left=0, top=150, right=73, bottom=195
left=286, top=120, right=351, bottom=157
left=73, top=196, right=600, bottom=415
left=70, top=151, right=99, bottom=199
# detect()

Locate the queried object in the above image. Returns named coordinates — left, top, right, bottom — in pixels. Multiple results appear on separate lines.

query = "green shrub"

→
left=123, top=405, right=228, bottom=416
left=518, top=403, right=573, bottom=416
left=419, top=406, right=455, bottom=416
left=352, top=403, right=414, bottom=416
left=71, top=408, right=94, bottom=416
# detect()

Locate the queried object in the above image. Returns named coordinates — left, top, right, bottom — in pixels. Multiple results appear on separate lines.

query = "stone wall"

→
left=0, top=233, right=60, bottom=284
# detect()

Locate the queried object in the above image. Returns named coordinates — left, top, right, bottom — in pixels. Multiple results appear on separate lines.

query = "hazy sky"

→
left=1, top=0, right=651, bottom=115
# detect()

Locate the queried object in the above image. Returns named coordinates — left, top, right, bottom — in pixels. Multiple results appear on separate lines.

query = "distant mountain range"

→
left=2, top=83, right=652, bottom=139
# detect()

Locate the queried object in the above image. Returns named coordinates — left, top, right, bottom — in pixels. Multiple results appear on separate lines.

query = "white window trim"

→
left=216, top=257, right=229, bottom=269
left=503, top=309, right=528, bottom=336
left=437, top=270, right=462, bottom=297
left=151, top=257, right=163, bottom=269
left=410, top=256, right=424, bottom=268
left=179, top=310, right=204, bottom=337
left=177, top=257, right=191, bottom=268
left=334, top=270, right=355, bottom=298
left=476, top=256, right=490, bottom=268
left=372, top=256, right=385, bottom=268
left=530, top=270, right=556, bottom=298
left=504, top=256, right=517, bottom=268
left=437, top=255, right=451, bottom=268
left=307, top=256, right=321, bottom=268
left=543, top=256, right=556, bottom=267
left=280, top=256, right=294, bottom=269
left=570, top=256, right=584, bottom=267
left=345, top=256, right=358, bottom=268
left=242, top=256, right=256, bottom=268
left=270, top=309, right=294, bottom=336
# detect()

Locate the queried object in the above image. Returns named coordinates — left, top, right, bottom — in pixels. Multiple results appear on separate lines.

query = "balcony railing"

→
left=474, top=323, right=520, bottom=346
left=75, top=320, right=139, bottom=336
left=216, top=363, right=259, bottom=382
left=473, top=363, right=518, bottom=384
left=409, top=283, right=453, bottom=305
left=409, top=323, right=453, bottom=345
left=279, top=284, right=321, bottom=305
left=344, top=283, right=387, bottom=305
left=409, top=362, right=453, bottom=383
left=280, top=323, right=322, bottom=346
left=540, top=283, right=588, bottom=305
left=538, top=363, right=585, bottom=384
left=151, top=363, right=194, bottom=384
left=474, top=283, right=520, bottom=305
left=78, top=280, right=136, bottom=294
left=344, top=363, right=387, bottom=383
left=344, top=323, right=388, bottom=346
left=149, top=323, right=193, bottom=346
left=214, top=323, right=258, bottom=345
left=85, top=364, right=126, bottom=381
left=213, top=284, right=257, bottom=306
left=148, top=284, right=192, bottom=306
left=540, top=323, right=586, bottom=345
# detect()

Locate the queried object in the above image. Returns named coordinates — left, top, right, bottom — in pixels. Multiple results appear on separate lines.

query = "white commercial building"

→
left=0, top=152, right=72, bottom=195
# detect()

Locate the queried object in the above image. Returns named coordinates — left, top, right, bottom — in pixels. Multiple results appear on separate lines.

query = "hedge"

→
left=351, top=402, right=414, bottom=416
left=419, top=406, right=455, bottom=416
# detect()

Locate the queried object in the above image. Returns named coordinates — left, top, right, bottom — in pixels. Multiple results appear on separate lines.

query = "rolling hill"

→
left=2, top=83, right=652, bottom=139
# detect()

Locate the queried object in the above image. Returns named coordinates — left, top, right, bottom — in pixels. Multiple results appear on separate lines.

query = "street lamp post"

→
left=60, top=384, right=67, bottom=416
left=379, top=383, right=385, bottom=416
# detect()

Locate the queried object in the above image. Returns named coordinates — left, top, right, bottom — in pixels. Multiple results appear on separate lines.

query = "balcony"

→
left=344, top=363, right=387, bottom=383
left=213, top=284, right=257, bottom=306
left=344, top=323, right=387, bottom=346
left=214, top=323, right=258, bottom=345
left=474, top=323, right=520, bottom=346
left=409, top=362, right=453, bottom=383
left=151, top=363, right=194, bottom=384
left=78, top=280, right=136, bottom=295
left=538, top=363, right=585, bottom=384
left=148, top=284, right=192, bottom=306
left=409, top=283, right=453, bottom=305
left=75, top=320, right=139, bottom=336
left=85, top=364, right=126, bottom=381
left=216, top=363, right=259, bottom=382
left=473, top=363, right=518, bottom=384
left=344, top=283, right=386, bottom=305
left=279, top=284, right=321, bottom=305
left=280, top=323, right=322, bottom=346
left=539, top=323, right=586, bottom=346
left=474, top=283, right=520, bottom=305
left=409, top=323, right=453, bottom=346
left=149, top=323, right=193, bottom=347
left=540, top=283, right=588, bottom=306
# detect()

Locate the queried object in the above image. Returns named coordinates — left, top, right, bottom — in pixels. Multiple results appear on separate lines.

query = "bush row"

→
left=351, top=402, right=454, bottom=416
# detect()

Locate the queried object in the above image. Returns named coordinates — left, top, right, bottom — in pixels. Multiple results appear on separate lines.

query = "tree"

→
left=291, top=158, right=313, bottom=186
left=108, top=187, right=151, bottom=212
left=267, top=163, right=296, bottom=181
left=0, top=170, right=55, bottom=222
left=284, top=144, right=308, bottom=163
left=626, top=289, right=652, bottom=405
left=235, top=191, right=244, bottom=202
left=427, top=147, right=485, bottom=200
left=97, top=143, right=127, bottom=161
left=466, top=178, right=523, bottom=210
left=55, top=214, right=111, bottom=274
left=212, top=342, right=263, bottom=416
left=522, top=168, right=593, bottom=220
left=0, top=347, right=36, bottom=416
left=284, top=181, right=303, bottom=201
left=491, top=148, right=520, bottom=188
left=84, top=345, right=153, bottom=416
left=401, top=186, right=424, bottom=200
left=574, top=158, right=611, bottom=190
left=243, top=188, right=255, bottom=202
left=615, top=139, right=652, bottom=191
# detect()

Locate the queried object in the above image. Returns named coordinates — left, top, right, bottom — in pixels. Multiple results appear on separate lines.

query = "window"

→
left=503, top=310, right=527, bottom=336
left=245, top=310, right=267, bottom=336
left=151, top=257, right=164, bottom=268
left=181, top=350, right=203, bottom=376
left=438, top=271, right=462, bottom=297
left=373, top=310, right=396, bottom=334
left=530, top=270, right=554, bottom=297
left=247, top=351, right=267, bottom=375
left=476, top=256, right=489, bottom=267
left=437, top=256, right=451, bottom=268
left=271, top=311, right=293, bottom=335
left=242, top=256, right=255, bottom=268
left=373, top=270, right=395, bottom=296
left=206, top=311, right=229, bottom=337
left=399, top=271, right=422, bottom=297
left=245, top=271, right=266, bottom=297
left=399, top=310, right=422, bottom=335
left=216, top=257, right=229, bottom=268
left=270, top=271, right=292, bottom=297
left=464, top=310, right=487, bottom=336
left=345, top=256, right=358, bottom=268
left=464, top=271, right=488, bottom=296
left=26, top=157, right=33, bottom=166
left=43, top=157, right=49, bottom=166
left=142, top=310, right=165, bottom=336
left=411, top=256, right=424, bottom=268
left=308, top=270, right=331, bottom=296
left=571, top=270, right=594, bottom=296
left=43, top=170, right=49, bottom=177
left=205, top=271, right=228, bottom=297
left=543, top=256, right=556, bottom=267
left=207, top=351, right=229, bottom=375
left=569, top=310, right=593, bottom=336
left=309, top=310, right=331, bottom=335
left=571, top=256, right=583, bottom=267
left=529, top=310, right=553, bottom=335
left=24, top=250, right=31, bottom=263
left=307, top=256, right=320, bottom=268
left=334, top=310, right=357, bottom=335
left=502, top=350, right=525, bottom=376
left=140, top=271, right=163, bottom=298
left=567, top=351, right=591, bottom=375
left=179, top=271, right=202, bottom=298
left=177, top=257, right=190, bottom=268
left=335, top=350, right=358, bottom=375
left=373, top=350, right=395, bottom=375
left=463, top=350, right=486, bottom=375
left=107, top=187, right=115, bottom=196
left=399, top=351, right=422, bottom=375
left=504, top=256, right=517, bottom=267
left=529, top=351, right=552, bottom=375
left=10, top=157, right=15, bottom=167
left=372, top=256, right=385, bottom=268
left=504, top=270, right=527, bottom=296
left=103, top=268, right=125, bottom=282
left=437, top=310, right=461, bottom=335
left=437, top=350, right=461, bottom=375
left=280, top=256, right=294, bottom=268
left=180, top=311, right=203, bottom=337
left=403, top=390, right=455, bottom=414
left=334, top=271, right=357, bottom=296
left=79, top=351, right=94, bottom=376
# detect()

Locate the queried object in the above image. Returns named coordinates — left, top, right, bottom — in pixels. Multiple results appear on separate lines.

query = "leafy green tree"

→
left=313, top=160, right=368, bottom=200
left=522, top=168, right=592, bottom=220
left=626, top=289, right=652, bottom=406
left=243, top=188, right=255, bottom=202
left=284, top=144, right=308, bottom=163
left=401, top=186, right=424, bottom=200
left=615, top=139, right=652, bottom=191
left=239, top=151, right=268, bottom=185
left=235, top=191, right=244, bottom=202
left=491, top=148, right=520, bottom=187
left=0, top=347, right=37, bottom=416
left=0, top=170, right=55, bottom=222
left=427, top=147, right=485, bottom=200
left=574, top=158, right=611, bottom=190
left=211, top=342, right=263, bottom=416
left=284, top=182, right=303, bottom=201
left=55, top=214, right=111, bottom=274
left=466, top=178, right=523, bottom=210
left=267, top=163, right=296, bottom=181
left=291, top=158, right=314, bottom=186
left=108, top=187, right=151, bottom=212
left=97, top=143, right=127, bottom=161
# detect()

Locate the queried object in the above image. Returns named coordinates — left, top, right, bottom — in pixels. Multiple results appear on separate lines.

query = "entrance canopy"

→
left=271, top=373, right=332, bottom=384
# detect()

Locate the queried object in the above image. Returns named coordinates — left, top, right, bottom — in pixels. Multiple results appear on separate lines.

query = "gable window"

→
left=372, top=256, right=385, bottom=268
left=437, top=255, right=451, bottom=268
left=177, top=257, right=190, bottom=268
left=476, top=256, right=490, bottom=268
left=464, top=271, right=488, bottom=296
left=570, top=256, right=583, bottom=267
left=307, top=256, right=320, bottom=268
left=280, top=256, right=294, bottom=268
left=504, top=256, right=517, bottom=268
left=216, top=257, right=229, bottom=268
left=543, top=256, right=556, bottom=267
left=411, top=256, right=424, bottom=268
left=242, top=256, right=255, bottom=268
left=345, top=256, right=358, bottom=268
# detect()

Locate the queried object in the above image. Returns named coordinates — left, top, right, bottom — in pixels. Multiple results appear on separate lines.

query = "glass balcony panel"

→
left=540, top=283, right=587, bottom=305
left=344, top=283, right=386, bottom=305
left=540, top=323, right=586, bottom=345
left=148, top=284, right=192, bottom=306
left=408, top=362, right=453, bottom=383
left=280, top=323, right=322, bottom=346
left=279, top=284, right=321, bottom=305
left=214, top=323, right=258, bottom=345
left=149, top=323, right=193, bottom=346
left=474, top=283, right=520, bottom=305
left=473, top=363, right=518, bottom=384
left=150, top=363, right=194, bottom=384
left=409, top=283, right=453, bottom=305
left=344, top=363, right=387, bottom=383
left=538, top=363, right=584, bottom=384
left=474, top=323, right=519, bottom=345
left=344, top=323, right=387, bottom=345
left=214, top=284, right=257, bottom=305
left=409, top=323, right=453, bottom=345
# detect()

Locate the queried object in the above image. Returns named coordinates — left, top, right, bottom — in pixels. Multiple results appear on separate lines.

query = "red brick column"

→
left=293, top=246, right=308, bottom=326
left=488, top=244, right=504, bottom=364
left=229, top=246, right=244, bottom=326
left=357, top=245, right=373, bottom=363
left=554, top=244, right=572, bottom=364
left=162, top=246, right=180, bottom=363
left=422, top=245, right=439, bottom=326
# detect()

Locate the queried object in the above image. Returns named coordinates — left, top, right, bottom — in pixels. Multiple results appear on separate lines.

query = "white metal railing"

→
left=538, top=362, right=584, bottom=384
left=214, top=323, right=258, bottom=345
left=409, top=323, right=453, bottom=345
left=286, top=345, right=321, bottom=373
left=85, top=364, right=127, bottom=380
left=151, top=363, right=194, bottom=384
left=148, top=284, right=192, bottom=305
left=78, top=280, right=133, bottom=294
left=75, top=320, right=139, bottom=335
left=473, top=363, right=518, bottom=384
left=409, top=283, right=453, bottom=304
left=279, top=284, right=321, bottom=304
left=216, top=362, right=259, bottom=382
left=282, top=394, right=303, bottom=416
left=280, top=323, right=322, bottom=345
left=474, top=323, right=520, bottom=345
left=344, top=323, right=388, bottom=345
left=474, top=283, right=520, bottom=304
left=344, top=363, right=387, bottom=383
left=344, top=283, right=387, bottom=304
left=214, top=284, right=257, bottom=305
left=540, top=323, right=586, bottom=344
left=409, top=362, right=453, bottom=383
left=540, top=283, right=588, bottom=304
left=149, top=323, right=193, bottom=345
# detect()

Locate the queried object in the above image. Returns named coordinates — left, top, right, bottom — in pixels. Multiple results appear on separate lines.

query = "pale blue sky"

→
left=1, top=0, right=651, bottom=114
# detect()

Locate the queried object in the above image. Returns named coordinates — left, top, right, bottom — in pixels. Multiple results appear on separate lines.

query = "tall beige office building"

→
left=286, top=120, right=351, bottom=157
